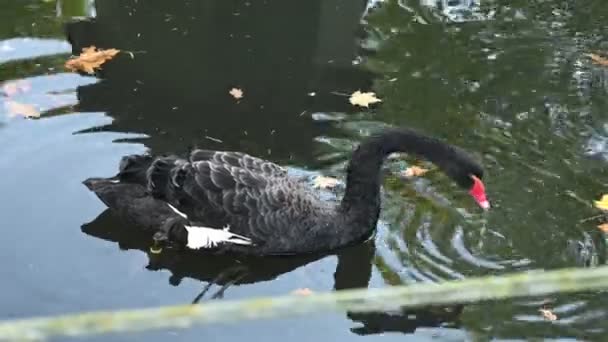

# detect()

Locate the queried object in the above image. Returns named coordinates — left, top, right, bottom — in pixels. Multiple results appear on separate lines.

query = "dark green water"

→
left=2, top=0, right=608, bottom=340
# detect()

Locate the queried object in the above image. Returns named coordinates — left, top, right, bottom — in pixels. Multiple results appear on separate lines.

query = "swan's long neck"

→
left=339, top=129, right=462, bottom=228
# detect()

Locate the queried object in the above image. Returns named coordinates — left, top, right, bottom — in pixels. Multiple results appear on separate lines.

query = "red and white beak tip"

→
left=478, top=200, right=490, bottom=210
left=469, top=175, right=490, bottom=211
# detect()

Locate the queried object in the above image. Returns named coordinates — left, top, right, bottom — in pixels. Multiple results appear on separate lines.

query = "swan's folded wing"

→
left=189, top=150, right=287, bottom=178
left=178, top=160, right=318, bottom=246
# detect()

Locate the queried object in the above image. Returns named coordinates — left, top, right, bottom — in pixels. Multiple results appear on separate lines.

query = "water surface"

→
left=2, top=0, right=608, bottom=340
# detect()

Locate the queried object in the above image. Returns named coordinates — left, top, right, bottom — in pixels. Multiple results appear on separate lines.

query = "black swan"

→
left=84, top=128, right=489, bottom=256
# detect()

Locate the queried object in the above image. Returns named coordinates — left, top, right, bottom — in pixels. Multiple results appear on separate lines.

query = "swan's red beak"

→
left=469, top=175, right=490, bottom=210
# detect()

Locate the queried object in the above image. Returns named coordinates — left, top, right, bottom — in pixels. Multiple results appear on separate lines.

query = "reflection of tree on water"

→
left=82, top=208, right=464, bottom=336
left=333, top=240, right=465, bottom=336
left=64, top=0, right=375, bottom=163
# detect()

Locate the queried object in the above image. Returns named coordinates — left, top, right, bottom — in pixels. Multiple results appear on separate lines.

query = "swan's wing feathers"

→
left=190, top=150, right=287, bottom=177
left=209, top=163, right=238, bottom=189
left=181, top=161, right=267, bottom=218
left=177, top=159, right=319, bottom=244
left=144, top=153, right=324, bottom=253
left=191, top=161, right=265, bottom=193
left=146, top=156, right=186, bottom=200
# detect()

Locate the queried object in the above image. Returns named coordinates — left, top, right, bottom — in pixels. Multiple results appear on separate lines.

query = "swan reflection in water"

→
left=81, top=208, right=465, bottom=336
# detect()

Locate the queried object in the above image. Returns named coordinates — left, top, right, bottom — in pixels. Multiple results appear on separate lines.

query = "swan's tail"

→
left=82, top=178, right=184, bottom=235
left=82, top=177, right=146, bottom=216
left=117, top=154, right=154, bottom=184
left=87, top=153, right=190, bottom=204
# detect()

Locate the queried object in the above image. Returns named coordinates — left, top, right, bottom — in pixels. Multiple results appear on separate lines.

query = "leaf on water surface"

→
left=312, top=176, right=340, bottom=189
left=291, top=288, right=313, bottom=296
left=65, top=46, right=120, bottom=74
left=597, top=223, right=608, bottom=233
left=587, top=53, right=608, bottom=66
left=4, top=100, right=39, bottom=118
left=539, top=308, right=557, bottom=321
left=349, top=90, right=382, bottom=108
left=593, top=194, right=608, bottom=211
left=2, top=80, right=31, bottom=97
left=401, top=165, right=430, bottom=178
left=229, top=88, right=243, bottom=100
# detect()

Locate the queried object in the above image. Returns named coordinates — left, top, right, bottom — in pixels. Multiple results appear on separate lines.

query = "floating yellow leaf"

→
left=5, top=100, right=39, bottom=118
left=349, top=90, right=382, bottom=108
left=594, top=194, right=608, bottom=210
left=291, top=288, right=313, bottom=296
left=587, top=53, right=608, bottom=66
left=597, top=223, right=608, bottom=233
left=402, top=165, right=430, bottom=177
left=539, top=308, right=557, bottom=321
left=313, top=175, right=340, bottom=189
left=65, top=46, right=120, bottom=74
left=2, top=80, right=30, bottom=97
left=229, top=88, right=243, bottom=100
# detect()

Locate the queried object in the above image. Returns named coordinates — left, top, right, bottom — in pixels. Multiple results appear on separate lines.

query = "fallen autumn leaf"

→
left=597, top=223, right=608, bottom=233
left=229, top=88, right=243, bottom=100
left=313, top=176, right=340, bottom=189
left=402, top=165, right=430, bottom=177
left=2, top=80, right=31, bottom=97
left=291, top=288, right=313, bottom=296
left=5, top=100, right=39, bottom=118
left=587, top=53, right=608, bottom=66
left=539, top=308, right=557, bottom=321
left=65, top=46, right=120, bottom=74
left=594, top=194, right=608, bottom=211
left=349, top=90, right=382, bottom=108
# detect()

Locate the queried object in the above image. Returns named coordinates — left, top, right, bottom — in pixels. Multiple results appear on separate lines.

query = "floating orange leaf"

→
left=229, top=88, right=243, bottom=100
left=349, top=90, right=382, bottom=108
left=313, top=175, right=340, bottom=189
left=291, top=288, right=313, bottom=296
left=5, top=100, right=39, bottom=118
left=2, top=80, right=30, bottom=97
left=65, top=46, right=120, bottom=74
left=597, top=223, right=608, bottom=233
left=587, top=53, right=608, bottom=66
left=402, top=165, right=430, bottom=177
left=539, top=308, right=557, bottom=321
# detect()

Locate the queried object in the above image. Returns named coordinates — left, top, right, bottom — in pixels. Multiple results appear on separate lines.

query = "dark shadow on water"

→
left=333, top=242, right=465, bottom=336
left=82, top=208, right=464, bottom=335
left=81, top=209, right=332, bottom=289
left=64, top=0, right=377, bottom=163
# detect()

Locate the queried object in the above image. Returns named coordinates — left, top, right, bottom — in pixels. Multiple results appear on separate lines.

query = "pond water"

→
left=2, top=0, right=608, bottom=340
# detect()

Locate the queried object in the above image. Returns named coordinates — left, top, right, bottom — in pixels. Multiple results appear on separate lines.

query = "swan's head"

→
left=432, top=147, right=490, bottom=210
left=468, top=174, right=490, bottom=210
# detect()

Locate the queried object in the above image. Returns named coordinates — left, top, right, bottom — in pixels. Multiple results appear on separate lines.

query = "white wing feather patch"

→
left=166, top=203, right=251, bottom=249
left=184, top=225, right=252, bottom=249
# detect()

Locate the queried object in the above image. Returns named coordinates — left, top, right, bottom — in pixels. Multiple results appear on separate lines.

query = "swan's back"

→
left=94, top=150, right=339, bottom=255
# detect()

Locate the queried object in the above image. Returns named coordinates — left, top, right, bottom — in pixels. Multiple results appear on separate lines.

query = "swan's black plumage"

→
left=84, top=128, right=485, bottom=256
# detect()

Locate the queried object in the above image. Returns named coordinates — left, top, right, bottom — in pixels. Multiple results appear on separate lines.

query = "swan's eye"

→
left=468, top=175, right=490, bottom=210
